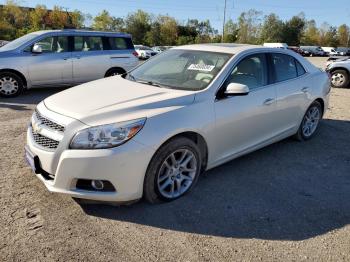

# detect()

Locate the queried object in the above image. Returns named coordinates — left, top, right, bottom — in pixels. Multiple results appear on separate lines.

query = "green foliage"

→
left=0, top=2, right=349, bottom=48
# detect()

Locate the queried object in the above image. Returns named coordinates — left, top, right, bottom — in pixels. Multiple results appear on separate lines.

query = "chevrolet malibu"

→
left=25, top=44, right=331, bottom=204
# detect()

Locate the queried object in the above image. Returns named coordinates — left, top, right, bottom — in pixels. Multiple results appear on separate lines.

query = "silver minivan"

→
left=0, top=30, right=139, bottom=97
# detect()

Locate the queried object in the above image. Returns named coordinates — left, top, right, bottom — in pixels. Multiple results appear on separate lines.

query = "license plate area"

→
left=25, top=146, right=39, bottom=174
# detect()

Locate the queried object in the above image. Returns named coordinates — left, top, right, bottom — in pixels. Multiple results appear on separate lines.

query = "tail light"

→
left=132, top=51, right=139, bottom=57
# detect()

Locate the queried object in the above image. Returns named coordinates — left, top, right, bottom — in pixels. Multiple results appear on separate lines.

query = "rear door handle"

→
left=263, top=98, right=275, bottom=105
left=75, top=56, right=81, bottom=59
left=301, top=87, right=310, bottom=93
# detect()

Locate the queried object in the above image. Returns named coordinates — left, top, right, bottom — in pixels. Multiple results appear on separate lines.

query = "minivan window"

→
left=74, top=36, right=103, bottom=51
left=30, top=36, right=69, bottom=53
left=108, top=37, right=132, bottom=50
left=271, top=53, right=298, bottom=82
left=228, top=54, right=267, bottom=90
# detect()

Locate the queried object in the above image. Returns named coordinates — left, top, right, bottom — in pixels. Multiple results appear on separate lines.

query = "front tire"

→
left=143, top=137, right=202, bottom=204
left=331, top=69, right=349, bottom=88
left=294, top=101, right=322, bottom=141
left=0, top=72, right=24, bottom=98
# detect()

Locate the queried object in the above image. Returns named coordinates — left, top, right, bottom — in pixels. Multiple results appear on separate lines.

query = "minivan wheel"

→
left=331, top=70, right=349, bottom=88
left=0, top=72, right=23, bottom=98
left=144, top=137, right=202, bottom=204
left=294, top=101, right=322, bottom=141
left=105, top=69, right=126, bottom=77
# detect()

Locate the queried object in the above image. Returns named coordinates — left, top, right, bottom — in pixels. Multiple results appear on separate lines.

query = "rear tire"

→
left=294, top=101, right=322, bottom=141
left=0, top=72, right=24, bottom=98
left=105, top=68, right=126, bottom=77
left=143, top=137, right=202, bottom=204
left=331, top=69, right=349, bottom=88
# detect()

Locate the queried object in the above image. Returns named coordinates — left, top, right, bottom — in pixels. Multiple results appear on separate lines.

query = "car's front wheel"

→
left=144, top=137, right=202, bottom=203
left=331, top=69, right=349, bottom=88
left=0, top=72, right=24, bottom=98
left=294, top=101, right=323, bottom=141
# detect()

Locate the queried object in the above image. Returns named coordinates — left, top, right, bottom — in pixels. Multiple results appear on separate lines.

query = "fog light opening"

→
left=91, top=180, right=104, bottom=190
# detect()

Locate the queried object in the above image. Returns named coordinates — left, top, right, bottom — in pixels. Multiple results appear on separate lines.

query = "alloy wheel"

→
left=302, top=106, right=321, bottom=137
left=157, top=149, right=197, bottom=199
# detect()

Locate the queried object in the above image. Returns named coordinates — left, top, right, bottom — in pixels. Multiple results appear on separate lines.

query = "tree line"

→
left=1, top=0, right=349, bottom=47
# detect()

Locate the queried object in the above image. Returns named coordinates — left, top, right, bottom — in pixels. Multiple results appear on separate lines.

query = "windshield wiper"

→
left=135, top=80, right=164, bottom=88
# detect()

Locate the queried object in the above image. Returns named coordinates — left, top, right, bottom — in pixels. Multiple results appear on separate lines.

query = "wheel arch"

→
left=0, top=68, right=27, bottom=87
left=151, top=131, right=209, bottom=174
left=104, top=67, right=127, bottom=77
left=329, top=67, right=350, bottom=75
left=314, top=98, right=325, bottom=116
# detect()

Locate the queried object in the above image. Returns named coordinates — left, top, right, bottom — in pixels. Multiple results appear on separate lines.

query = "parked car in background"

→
left=336, top=47, right=350, bottom=56
left=25, top=44, right=330, bottom=204
left=322, top=47, right=341, bottom=56
left=134, top=45, right=158, bottom=59
left=288, top=46, right=310, bottom=56
left=0, top=40, right=9, bottom=47
left=326, top=57, right=350, bottom=88
left=152, top=46, right=167, bottom=53
left=263, top=43, right=288, bottom=49
left=0, top=30, right=139, bottom=98
left=300, top=46, right=327, bottom=57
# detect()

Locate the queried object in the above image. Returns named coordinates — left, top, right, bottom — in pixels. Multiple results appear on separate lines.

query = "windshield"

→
left=127, top=49, right=232, bottom=91
left=0, top=32, right=39, bottom=51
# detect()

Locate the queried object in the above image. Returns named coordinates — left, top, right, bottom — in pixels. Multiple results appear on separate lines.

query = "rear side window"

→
left=108, top=37, right=133, bottom=50
left=271, top=53, right=298, bottom=82
left=74, top=36, right=103, bottom=51
left=295, top=60, right=306, bottom=76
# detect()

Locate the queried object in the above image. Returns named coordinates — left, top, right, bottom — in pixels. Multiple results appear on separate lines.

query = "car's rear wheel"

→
left=294, top=101, right=322, bottom=141
left=105, top=68, right=126, bottom=77
left=0, top=72, right=23, bottom=98
left=144, top=137, right=202, bottom=204
left=331, top=69, right=349, bottom=88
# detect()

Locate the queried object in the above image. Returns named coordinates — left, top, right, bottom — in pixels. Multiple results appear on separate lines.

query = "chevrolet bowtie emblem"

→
left=32, top=121, right=43, bottom=133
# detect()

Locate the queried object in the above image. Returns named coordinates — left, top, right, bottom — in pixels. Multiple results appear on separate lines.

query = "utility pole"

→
left=222, top=0, right=227, bottom=43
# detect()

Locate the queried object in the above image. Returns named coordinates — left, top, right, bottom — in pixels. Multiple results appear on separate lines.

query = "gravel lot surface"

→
left=1, top=57, right=349, bottom=261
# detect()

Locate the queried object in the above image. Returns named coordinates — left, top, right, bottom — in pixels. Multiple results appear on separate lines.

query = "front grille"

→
left=35, top=110, right=65, bottom=132
left=32, top=130, right=60, bottom=149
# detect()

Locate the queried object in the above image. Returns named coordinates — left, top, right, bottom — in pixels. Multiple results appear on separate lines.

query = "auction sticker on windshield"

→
left=188, top=64, right=215, bottom=72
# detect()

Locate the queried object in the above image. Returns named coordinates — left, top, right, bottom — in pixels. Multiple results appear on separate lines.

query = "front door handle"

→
left=263, top=98, right=275, bottom=105
left=301, top=87, right=310, bottom=93
left=63, top=57, right=70, bottom=60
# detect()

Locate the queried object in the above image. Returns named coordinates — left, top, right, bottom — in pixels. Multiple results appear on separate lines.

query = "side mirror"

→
left=224, top=83, right=249, bottom=96
left=32, top=44, right=42, bottom=54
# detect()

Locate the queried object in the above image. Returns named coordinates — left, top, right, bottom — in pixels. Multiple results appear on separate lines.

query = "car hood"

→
left=44, top=76, right=196, bottom=126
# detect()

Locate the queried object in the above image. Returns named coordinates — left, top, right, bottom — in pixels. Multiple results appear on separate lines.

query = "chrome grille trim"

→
left=31, top=128, right=60, bottom=150
left=35, top=109, right=65, bottom=132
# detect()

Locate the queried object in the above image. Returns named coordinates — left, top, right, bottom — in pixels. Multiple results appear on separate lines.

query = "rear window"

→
left=108, top=37, right=133, bottom=50
left=74, top=36, right=103, bottom=51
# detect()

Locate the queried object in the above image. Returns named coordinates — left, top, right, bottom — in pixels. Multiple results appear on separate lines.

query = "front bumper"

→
left=26, top=128, right=156, bottom=202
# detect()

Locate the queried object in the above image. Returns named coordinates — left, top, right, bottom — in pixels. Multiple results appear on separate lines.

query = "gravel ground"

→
left=1, top=57, right=350, bottom=262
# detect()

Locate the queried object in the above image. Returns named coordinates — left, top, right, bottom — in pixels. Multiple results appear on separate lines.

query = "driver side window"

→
left=228, top=54, right=268, bottom=90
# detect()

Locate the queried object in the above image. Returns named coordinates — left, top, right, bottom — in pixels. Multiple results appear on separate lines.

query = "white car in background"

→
left=322, top=47, right=341, bottom=56
left=25, top=44, right=330, bottom=204
left=134, top=45, right=158, bottom=59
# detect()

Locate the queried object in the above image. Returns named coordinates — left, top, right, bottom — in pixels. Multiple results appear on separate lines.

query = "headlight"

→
left=70, top=118, right=146, bottom=149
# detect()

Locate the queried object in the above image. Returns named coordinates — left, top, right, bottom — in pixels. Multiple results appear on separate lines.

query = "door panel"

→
left=27, top=36, right=72, bottom=86
left=212, top=53, right=279, bottom=164
left=271, top=53, right=311, bottom=132
left=213, top=87, right=277, bottom=162
left=72, top=36, right=109, bottom=84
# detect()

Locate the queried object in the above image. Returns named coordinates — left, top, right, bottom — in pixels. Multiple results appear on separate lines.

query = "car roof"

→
left=32, top=29, right=131, bottom=38
left=173, top=43, right=266, bottom=54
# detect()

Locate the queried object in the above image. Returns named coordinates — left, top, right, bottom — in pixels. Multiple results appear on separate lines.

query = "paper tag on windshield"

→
left=188, top=64, right=215, bottom=72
